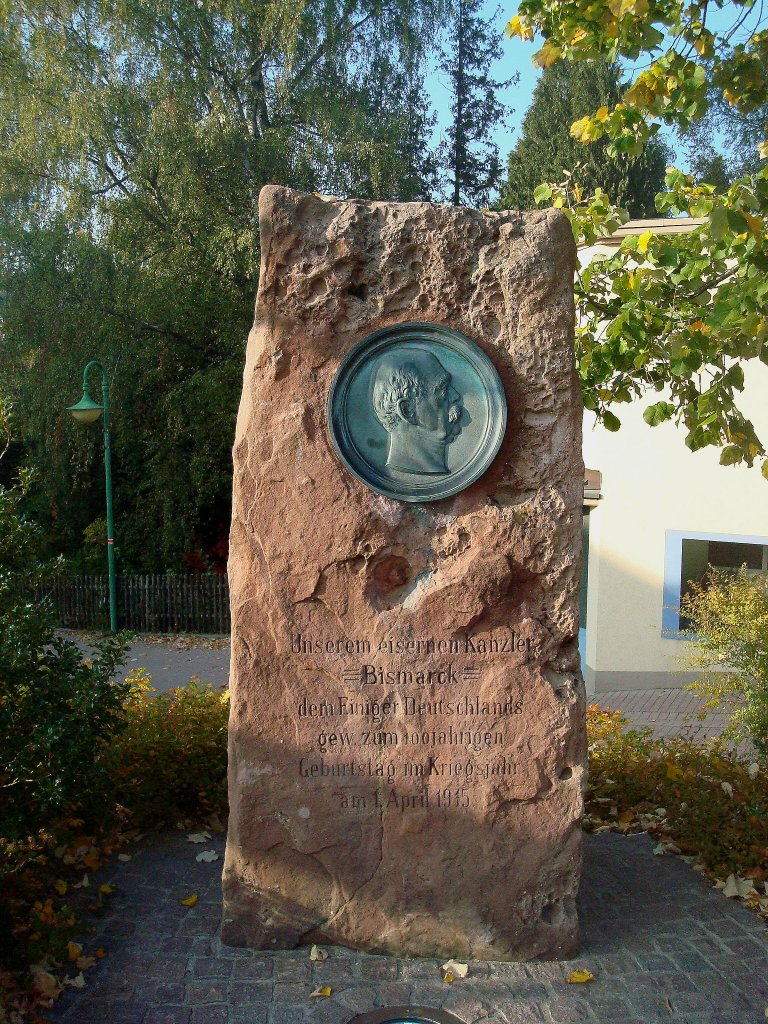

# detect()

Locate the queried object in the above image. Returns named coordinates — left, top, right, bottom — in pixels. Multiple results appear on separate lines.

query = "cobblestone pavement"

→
left=598, top=689, right=733, bottom=743
left=46, top=829, right=767, bottom=1024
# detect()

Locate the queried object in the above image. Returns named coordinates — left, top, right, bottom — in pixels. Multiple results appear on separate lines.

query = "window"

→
left=663, top=531, right=768, bottom=636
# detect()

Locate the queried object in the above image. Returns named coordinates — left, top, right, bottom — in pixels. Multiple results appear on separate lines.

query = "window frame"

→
left=662, top=529, right=768, bottom=638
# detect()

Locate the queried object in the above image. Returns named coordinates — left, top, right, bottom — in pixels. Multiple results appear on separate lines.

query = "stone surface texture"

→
left=222, top=186, right=585, bottom=960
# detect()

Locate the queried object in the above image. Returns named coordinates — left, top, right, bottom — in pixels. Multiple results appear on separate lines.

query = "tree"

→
left=507, top=0, right=768, bottom=479
left=501, top=60, right=669, bottom=216
left=438, top=0, right=515, bottom=207
left=0, top=0, right=440, bottom=570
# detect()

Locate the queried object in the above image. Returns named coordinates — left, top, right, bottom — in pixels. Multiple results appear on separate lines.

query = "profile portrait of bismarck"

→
left=371, top=346, right=463, bottom=475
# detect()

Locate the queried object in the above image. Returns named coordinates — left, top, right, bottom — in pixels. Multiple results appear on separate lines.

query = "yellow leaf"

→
left=533, top=41, right=562, bottom=69
left=758, top=141, right=768, bottom=159
left=637, top=230, right=654, bottom=254
left=505, top=15, right=534, bottom=41
left=743, top=211, right=763, bottom=237
left=67, top=941, right=82, bottom=961
left=690, top=320, right=709, bottom=333
left=310, top=986, right=332, bottom=998
left=99, top=884, right=114, bottom=896
left=443, top=972, right=455, bottom=983
left=665, top=761, right=686, bottom=781
left=595, top=106, right=609, bottom=122
left=180, top=894, right=198, bottom=907
left=566, top=969, right=596, bottom=984
left=624, top=80, right=655, bottom=107
left=309, top=944, right=328, bottom=962
left=725, top=90, right=738, bottom=106
left=54, top=879, right=68, bottom=896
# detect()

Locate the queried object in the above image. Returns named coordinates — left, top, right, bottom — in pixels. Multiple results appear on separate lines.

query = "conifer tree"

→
left=500, top=61, right=669, bottom=216
left=438, top=1, right=514, bottom=207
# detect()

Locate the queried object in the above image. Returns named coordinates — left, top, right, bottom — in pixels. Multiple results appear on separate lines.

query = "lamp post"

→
left=67, top=360, right=117, bottom=633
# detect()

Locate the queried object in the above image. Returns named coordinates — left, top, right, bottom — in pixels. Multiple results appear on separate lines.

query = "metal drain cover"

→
left=348, top=1008, right=467, bottom=1024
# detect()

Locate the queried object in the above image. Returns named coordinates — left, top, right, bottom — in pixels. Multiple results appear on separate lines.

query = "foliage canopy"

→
left=0, top=0, right=440, bottom=569
left=501, top=60, right=669, bottom=216
left=507, top=0, right=768, bottom=478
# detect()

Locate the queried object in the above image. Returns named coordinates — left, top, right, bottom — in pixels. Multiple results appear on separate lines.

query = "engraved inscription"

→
left=289, top=630, right=533, bottom=813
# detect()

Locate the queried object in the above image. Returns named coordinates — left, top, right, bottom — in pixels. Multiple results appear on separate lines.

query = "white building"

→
left=579, top=219, right=768, bottom=695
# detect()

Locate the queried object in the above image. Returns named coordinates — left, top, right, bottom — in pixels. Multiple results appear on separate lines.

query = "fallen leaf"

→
left=195, top=850, right=220, bottom=863
left=180, top=894, right=198, bottom=907
left=443, top=972, right=455, bottom=984
left=63, top=973, right=85, bottom=989
left=66, top=941, right=82, bottom=962
left=662, top=995, right=673, bottom=1013
left=117, top=853, right=132, bottom=862
left=187, top=831, right=211, bottom=844
left=99, top=884, right=114, bottom=896
left=441, top=960, right=469, bottom=978
left=30, top=966, right=61, bottom=1002
left=721, top=781, right=734, bottom=798
left=73, top=874, right=90, bottom=889
left=309, top=944, right=328, bottom=962
left=566, top=969, right=595, bottom=984
left=749, top=763, right=760, bottom=780
left=54, top=880, right=67, bottom=896
left=310, top=985, right=332, bottom=998
left=82, top=850, right=101, bottom=871
left=76, top=956, right=97, bottom=970
left=723, top=874, right=756, bottom=899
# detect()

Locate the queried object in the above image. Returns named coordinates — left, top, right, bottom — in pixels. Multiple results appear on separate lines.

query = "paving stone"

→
left=230, top=981, right=274, bottom=1006
left=333, top=985, right=377, bottom=1012
left=144, top=1008, right=192, bottom=1024
left=191, top=957, right=235, bottom=978
left=360, top=957, right=399, bottom=980
left=190, top=1005, right=228, bottom=1024
left=185, top=980, right=229, bottom=1004
left=271, top=983, right=309, bottom=1005
left=545, top=996, right=597, bottom=1022
left=229, top=1008, right=269, bottom=1024
left=374, top=981, right=412, bottom=1005
left=232, top=958, right=274, bottom=980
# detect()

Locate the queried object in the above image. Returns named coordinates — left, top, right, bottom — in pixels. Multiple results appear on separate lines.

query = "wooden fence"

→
left=38, top=574, right=230, bottom=634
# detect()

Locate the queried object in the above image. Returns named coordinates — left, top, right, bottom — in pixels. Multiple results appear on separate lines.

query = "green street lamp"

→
left=67, top=360, right=117, bottom=633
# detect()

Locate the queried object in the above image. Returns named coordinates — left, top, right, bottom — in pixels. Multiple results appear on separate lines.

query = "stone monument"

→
left=222, top=185, right=586, bottom=960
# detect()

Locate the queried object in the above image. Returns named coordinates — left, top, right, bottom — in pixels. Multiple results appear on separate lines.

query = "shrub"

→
left=586, top=704, right=768, bottom=879
left=0, top=471, right=130, bottom=841
left=106, top=671, right=229, bottom=826
left=681, top=566, right=768, bottom=761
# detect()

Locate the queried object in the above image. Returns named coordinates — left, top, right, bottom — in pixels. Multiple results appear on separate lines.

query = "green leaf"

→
left=709, top=205, right=729, bottom=241
left=533, top=183, right=553, bottom=203
left=643, top=401, right=676, bottom=426
left=719, top=445, right=743, bottom=466
left=602, top=410, right=622, bottom=432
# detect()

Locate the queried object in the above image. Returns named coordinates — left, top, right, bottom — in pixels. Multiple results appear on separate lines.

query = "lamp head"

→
left=67, top=390, right=103, bottom=424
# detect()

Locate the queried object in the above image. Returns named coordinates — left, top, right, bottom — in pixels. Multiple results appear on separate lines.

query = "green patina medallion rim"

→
left=347, top=1006, right=468, bottom=1024
left=327, top=322, right=507, bottom=503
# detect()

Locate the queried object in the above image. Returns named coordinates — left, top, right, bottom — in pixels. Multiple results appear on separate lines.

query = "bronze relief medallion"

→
left=328, top=322, right=507, bottom=502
